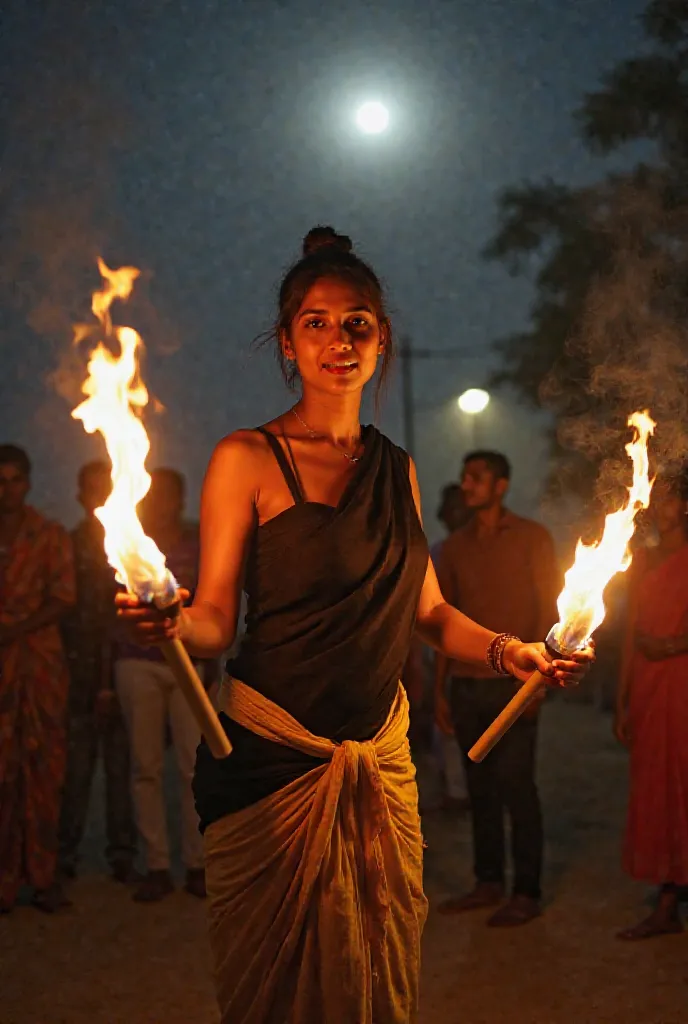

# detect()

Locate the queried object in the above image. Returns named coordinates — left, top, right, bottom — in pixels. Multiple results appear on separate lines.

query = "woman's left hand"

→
left=505, top=640, right=595, bottom=688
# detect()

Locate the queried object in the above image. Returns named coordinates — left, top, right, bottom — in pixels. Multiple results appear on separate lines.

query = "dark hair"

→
left=77, top=459, right=110, bottom=490
left=437, top=482, right=460, bottom=507
left=150, top=466, right=186, bottom=500
left=463, top=450, right=511, bottom=481
left=437, top=482, right=462, bottom=519
left=268, top=226, right=394, bottom=404
left=0, top=444, right=31, bottom=478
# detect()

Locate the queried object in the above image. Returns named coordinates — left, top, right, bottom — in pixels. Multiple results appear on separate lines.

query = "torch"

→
left=72, top=260, right=231, bottom=759
left=468, top=411, right=655, bottom=763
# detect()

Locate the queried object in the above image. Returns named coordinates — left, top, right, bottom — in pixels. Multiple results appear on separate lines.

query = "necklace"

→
left=291, top=408, right=361, bottom=464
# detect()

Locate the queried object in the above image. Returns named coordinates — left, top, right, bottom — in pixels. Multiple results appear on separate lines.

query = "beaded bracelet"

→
left=486, top=633, right=521, bottom=676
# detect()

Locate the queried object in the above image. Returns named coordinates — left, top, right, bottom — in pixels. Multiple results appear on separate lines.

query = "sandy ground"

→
left=1, top=697, right=687, bottom=1024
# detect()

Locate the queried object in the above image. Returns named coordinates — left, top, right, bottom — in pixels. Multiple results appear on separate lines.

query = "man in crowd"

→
left=58, top=461, right=138, bottom=886
left=0, top=445, right=75, bottom=913
left=114, top=468, right=206, bottom=902
left=435, top=451, right=560, bottom=926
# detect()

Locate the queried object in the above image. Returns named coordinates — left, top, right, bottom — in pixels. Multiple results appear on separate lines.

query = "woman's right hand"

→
left=613, top=705, right=630, bottom=746
left=115, top=589, right=190, bottom=646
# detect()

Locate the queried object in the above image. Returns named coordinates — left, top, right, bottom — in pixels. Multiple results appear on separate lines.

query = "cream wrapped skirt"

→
left=205, top=680, right=427, bottom=1024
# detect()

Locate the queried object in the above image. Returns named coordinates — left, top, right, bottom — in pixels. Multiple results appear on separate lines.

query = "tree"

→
left=578, top=0, right=688, bottom=163
left=485, top=0, right=688, bottom=508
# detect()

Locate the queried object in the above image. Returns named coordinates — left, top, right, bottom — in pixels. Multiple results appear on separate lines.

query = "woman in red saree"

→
left=615, top=474, right=688, bottom=939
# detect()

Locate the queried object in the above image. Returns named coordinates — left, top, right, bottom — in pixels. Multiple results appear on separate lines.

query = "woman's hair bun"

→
left=302, top=226, right=353, bottom=258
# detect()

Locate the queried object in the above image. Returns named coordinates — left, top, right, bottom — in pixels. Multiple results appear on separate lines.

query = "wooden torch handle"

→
left=160, top=637, right=232, bottom=759
left=468, top=670, right=547, bottom=763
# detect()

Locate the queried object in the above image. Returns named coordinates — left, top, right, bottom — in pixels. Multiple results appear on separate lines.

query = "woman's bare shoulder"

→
left=203, top=429, right=274, bottom=491
left=213, top=412, right=289, bottom=451
left=212, top=426, right=273, bottom=458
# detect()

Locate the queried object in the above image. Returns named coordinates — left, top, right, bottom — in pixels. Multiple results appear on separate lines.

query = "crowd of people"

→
left=0, top=445, right=215, bottom=913
left=2, top=435, right=686, bottom=942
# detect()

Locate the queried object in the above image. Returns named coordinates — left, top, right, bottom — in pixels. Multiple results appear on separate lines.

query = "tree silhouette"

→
left=485, top=0, right=688, bottom=507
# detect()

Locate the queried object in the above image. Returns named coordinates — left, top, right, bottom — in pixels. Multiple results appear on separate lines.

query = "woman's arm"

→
left=117, top=431, right=261, bottom=657
left=414, top=559, right=501, bottom=664
left=180, top=433, right=260, bottom=658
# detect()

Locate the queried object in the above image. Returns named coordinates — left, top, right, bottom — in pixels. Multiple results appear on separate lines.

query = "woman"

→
left=615, top=474, right=688, bottom=940
left=119, top=227, right=592, bottom=1023
left=0, top=444, right=75, bottom=914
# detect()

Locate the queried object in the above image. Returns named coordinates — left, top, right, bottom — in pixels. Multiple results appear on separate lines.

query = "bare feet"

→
left=617, top=910, right=683, bottom=941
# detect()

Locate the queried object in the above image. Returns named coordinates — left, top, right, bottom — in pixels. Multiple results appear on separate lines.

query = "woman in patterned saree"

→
left=0, top=444, right=75, bottom=913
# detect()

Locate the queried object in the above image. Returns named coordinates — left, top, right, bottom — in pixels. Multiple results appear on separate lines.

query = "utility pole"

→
left=397, top=336, right=478, bottom=461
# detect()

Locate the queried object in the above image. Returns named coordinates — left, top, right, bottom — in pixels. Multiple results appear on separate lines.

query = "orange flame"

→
left=72, top=260, right=176, bottom=605
left=549, top=410, right=655, bottom=653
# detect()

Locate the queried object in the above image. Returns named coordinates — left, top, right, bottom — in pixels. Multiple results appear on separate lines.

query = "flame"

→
left=549, top=410, right=655, bottom=654
left=71, top=260, right=176, bottom=605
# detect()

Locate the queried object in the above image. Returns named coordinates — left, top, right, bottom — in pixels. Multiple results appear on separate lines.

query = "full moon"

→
left=355, top=101, right=389, bottom=135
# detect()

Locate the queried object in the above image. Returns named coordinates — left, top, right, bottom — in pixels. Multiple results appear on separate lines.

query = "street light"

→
left=398, top=337, right=479, bottom=460
left=457, top=388, right=490, bottom=448
left=457, top=388, right=490, bottom=415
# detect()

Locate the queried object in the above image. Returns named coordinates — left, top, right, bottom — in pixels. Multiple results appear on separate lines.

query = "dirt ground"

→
left=1, top=697, right=687, bottom=1024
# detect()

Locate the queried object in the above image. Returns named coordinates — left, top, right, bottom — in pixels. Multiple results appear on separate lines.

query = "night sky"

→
left=0, top=0, right=648, bottom=541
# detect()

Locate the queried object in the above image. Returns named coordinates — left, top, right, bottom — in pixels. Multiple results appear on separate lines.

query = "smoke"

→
left=540, top=171, right=688, bottom=520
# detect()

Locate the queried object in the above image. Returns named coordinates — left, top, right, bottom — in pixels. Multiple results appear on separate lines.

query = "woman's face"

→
left=284, top=277, right=386, bottom=397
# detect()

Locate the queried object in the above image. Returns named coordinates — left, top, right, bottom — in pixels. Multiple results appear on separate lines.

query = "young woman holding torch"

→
left=117, top=227, right=593, bottom=1024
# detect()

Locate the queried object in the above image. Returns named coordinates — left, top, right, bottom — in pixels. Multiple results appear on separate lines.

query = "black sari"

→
left=193, top=424, right=428, bottom=828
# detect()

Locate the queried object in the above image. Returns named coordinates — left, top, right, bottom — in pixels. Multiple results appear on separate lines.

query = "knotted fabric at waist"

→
left=207, top=677, right=425, bottom=1023
left=218, top=678, right=410, bottom=946
left=218, top=676, right=408, bottom=761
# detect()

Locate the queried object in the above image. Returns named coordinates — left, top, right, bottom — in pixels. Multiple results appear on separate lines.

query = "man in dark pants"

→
left=435, top=451, right=560, bottom=926
left=58, top=461, right=138, bottom=885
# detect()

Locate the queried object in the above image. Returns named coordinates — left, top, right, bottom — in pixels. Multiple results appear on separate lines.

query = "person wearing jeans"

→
left=449, top=677, right=542, bottom=902
left=435, top=451, right=560, bottom=926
